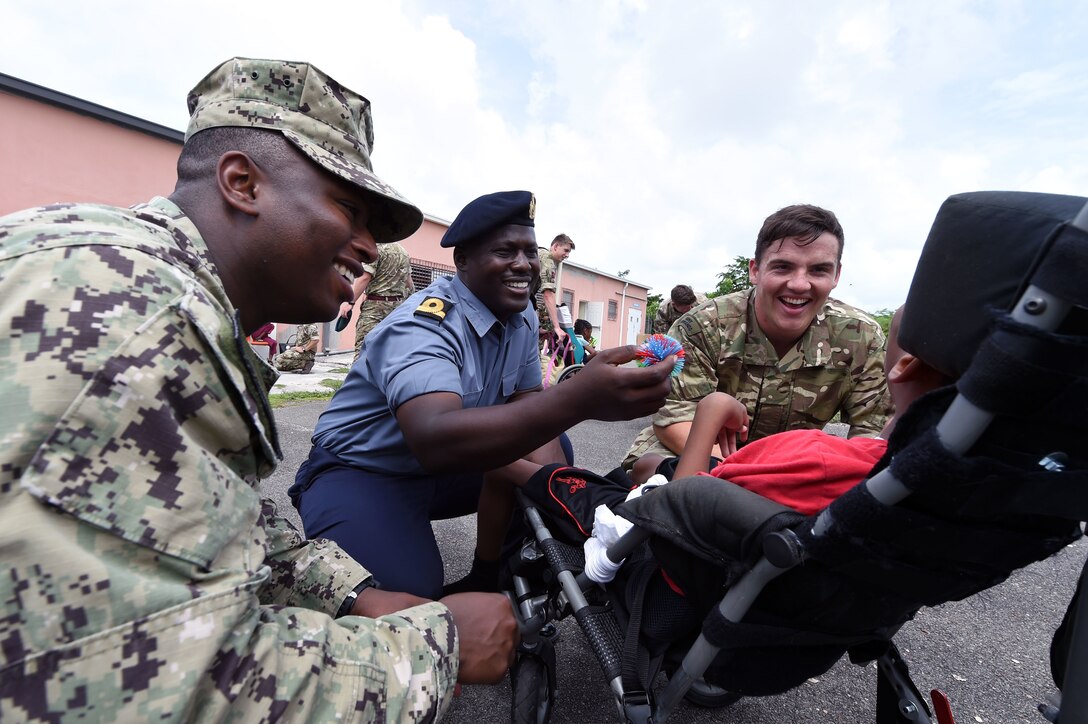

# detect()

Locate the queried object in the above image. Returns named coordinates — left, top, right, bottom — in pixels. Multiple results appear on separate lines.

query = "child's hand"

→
left=716, top=417, right=749, bottom=457
left=698, top=392, right=749, bottom=457
left=718, top=395, right=749, bottom=456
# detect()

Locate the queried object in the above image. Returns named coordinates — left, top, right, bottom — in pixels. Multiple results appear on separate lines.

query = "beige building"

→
left=0, top=71, right=650, bottom=353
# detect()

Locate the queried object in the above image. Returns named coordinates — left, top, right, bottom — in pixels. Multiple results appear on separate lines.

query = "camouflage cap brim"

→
left=282, top=129, right=423, bottom=243
left=185, top=58, right=423, bottom=243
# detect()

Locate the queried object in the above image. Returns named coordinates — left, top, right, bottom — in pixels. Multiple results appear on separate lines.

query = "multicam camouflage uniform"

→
left=273, top=323, right=320, bottom=372
left=535, top=246, right=560, bottom=335
left=353, top=241, right=415, bottom=362
left=623, top=288, right=891, bottom=469
left=0, top=199, right=457, bottom=722
left=652, top=293, right=709, bottom=334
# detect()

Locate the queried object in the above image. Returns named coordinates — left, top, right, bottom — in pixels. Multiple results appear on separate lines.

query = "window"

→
left=561, top=289, right=574, bottom=308
left=409, top=258, right=456, bottom=289
left=607, top=299, right=618, bottom=321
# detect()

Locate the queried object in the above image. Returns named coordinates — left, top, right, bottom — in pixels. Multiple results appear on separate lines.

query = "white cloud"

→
left=2, top=0, right=1086, bottom=311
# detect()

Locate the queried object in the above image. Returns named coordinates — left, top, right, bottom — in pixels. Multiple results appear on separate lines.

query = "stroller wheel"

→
left=555, top=364, right=584, bottom=384
left=510, top=654, right=553, bottom=724
left=510, top=648, right=556, bottom=724
left=682, top=677, right=741, bottom=709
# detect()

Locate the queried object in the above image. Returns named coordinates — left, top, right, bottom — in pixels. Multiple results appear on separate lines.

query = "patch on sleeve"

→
left=415, top=297, right=451, bottom=322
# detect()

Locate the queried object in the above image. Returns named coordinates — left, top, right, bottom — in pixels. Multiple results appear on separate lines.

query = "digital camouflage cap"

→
left=186, top=57, right=423, bottom=243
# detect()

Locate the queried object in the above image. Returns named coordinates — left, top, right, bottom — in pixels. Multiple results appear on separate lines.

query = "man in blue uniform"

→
left=290, top=191, right=675, bottom=599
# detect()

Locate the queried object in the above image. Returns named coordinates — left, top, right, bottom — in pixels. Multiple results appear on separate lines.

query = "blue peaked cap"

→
left=440, top=190, right=536, bottom=248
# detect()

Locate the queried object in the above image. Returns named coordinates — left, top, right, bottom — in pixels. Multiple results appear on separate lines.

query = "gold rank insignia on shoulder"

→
left=528, top=194, right=536, bottom=220
left=415, top=297, right=450, bottom=322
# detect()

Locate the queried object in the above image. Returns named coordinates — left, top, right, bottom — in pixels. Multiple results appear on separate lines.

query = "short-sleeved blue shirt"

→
left=312, top=274, right=542, bottom=475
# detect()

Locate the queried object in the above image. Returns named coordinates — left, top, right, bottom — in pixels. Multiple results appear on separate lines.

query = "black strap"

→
left=620, top=559, right=659, bottom=694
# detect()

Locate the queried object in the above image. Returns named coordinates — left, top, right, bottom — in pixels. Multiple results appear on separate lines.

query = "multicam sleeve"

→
left=842, top=323, right=893, bottom=437
left=652, top=304, right=669, bottom=334
left=538, top=253, right=557, bottom=293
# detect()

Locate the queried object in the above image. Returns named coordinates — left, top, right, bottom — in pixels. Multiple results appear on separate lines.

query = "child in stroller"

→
left=481, top=191, right=1088, bottom=723
left=467, top=305, right=923, bottom=590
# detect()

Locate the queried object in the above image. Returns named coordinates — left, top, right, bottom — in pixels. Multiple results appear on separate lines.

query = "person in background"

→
left=248, top=321, right=278, bottom=360
left=564, top=318, right=598, bottom=364
left=653, top=283, right=707, bottom=334
left=272, top=321, right=319, bottom=373
left=339, top=240, right=415, bottom=363
left=536, top=232, right=575, bottom=347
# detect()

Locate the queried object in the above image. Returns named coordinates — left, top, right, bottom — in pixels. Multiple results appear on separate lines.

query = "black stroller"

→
left=504, top=191, right=1088, bottom=723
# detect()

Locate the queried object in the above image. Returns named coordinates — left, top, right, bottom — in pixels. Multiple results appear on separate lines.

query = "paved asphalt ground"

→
left=263, top=369, right=1083, bottom=724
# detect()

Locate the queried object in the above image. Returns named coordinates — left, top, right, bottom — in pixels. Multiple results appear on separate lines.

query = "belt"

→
left=366, top=294, right=404, bottom=302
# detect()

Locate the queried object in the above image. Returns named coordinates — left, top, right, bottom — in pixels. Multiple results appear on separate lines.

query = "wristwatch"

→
left=335, top=576, right=379, bottom=618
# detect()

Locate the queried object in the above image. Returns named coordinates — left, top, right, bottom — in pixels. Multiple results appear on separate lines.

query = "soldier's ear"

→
left=217, top=151, right=261, bottom=217
left=453, top=246, right=468, bottom=271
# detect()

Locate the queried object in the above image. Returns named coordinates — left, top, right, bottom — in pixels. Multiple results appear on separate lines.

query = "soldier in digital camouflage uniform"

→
left=653, top=284, right=708, bottom=334
left=0, top=57, right=516, bottom=722
left=272, top=321, right=320, bottom=372
left=623, top=204, right=891, bottom=470
left=339, top=240, right=415, bottom=363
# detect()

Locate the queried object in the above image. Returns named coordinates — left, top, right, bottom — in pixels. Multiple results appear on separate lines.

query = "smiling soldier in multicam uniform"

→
left=0, top=57, right=516, bottom=722
left=622, top=204, right=892, bottom=470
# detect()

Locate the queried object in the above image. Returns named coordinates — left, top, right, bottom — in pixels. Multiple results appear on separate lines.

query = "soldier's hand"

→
left=440, top=592, right=518, bottom=683
left=566, top=345, right=674, bottom=421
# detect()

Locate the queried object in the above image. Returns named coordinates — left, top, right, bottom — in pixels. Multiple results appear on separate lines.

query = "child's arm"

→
left=673, top=392, right=749, bottom=479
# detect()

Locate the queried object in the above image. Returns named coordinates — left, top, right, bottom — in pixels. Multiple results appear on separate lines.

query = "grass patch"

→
left=267, top=377, right=344, bottom=408
left=328, top=366, right=351, bottom=374
left=268, top=390, right=335, bottom=408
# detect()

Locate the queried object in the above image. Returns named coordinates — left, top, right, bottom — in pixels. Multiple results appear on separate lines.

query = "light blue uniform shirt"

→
left=312, top=275, right=542, bottom=475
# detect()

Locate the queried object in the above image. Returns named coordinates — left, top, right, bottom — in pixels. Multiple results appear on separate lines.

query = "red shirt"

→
left=704, top=429, right=887, bottom=515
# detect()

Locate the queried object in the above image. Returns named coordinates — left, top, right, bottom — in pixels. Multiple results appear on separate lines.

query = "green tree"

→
left=708, top=255, right=752, bottom=298
left=645, top=293, right=663, bottom=333
left=870, top=308, right=895, bottom=337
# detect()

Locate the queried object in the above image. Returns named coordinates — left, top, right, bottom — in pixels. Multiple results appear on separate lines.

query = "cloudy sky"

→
left=3, top=0, right=1086, bottom=312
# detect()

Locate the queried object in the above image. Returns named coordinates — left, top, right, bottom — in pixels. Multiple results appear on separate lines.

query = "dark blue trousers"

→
left=290, top=444, right=480, bottom=599
left=289, top=435, right=575, bottom=600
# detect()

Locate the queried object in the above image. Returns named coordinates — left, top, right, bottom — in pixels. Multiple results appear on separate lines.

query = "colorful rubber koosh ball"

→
left=635, top=334, right=685, bottom=376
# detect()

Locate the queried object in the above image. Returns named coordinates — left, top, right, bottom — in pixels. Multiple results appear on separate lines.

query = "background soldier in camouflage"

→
left=653, top=283, right=708, bottom=334
left=340, top=240, right=415, bottom=363
left=623, top=204, right=891, bottom=470
left=0, top=57, right=516, bottom=722
left=535, top=232, right=575, bottom=344
left=272, top=321, right=320, bottom=372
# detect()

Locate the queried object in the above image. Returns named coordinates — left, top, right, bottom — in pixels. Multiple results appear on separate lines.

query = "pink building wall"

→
left=0, top=90, right=181, bottom=214
left=554, top=262, right=650, bottom=350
